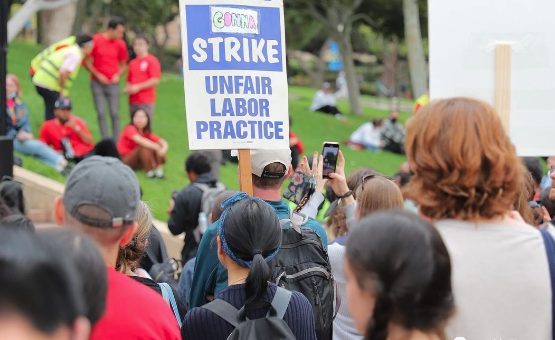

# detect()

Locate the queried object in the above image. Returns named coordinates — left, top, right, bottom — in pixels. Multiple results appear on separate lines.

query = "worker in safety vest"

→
left=32, top=33, right=93, bottom=121
left=29, top=36, right=76, bottom=77
left=413, top=90, right=430, bottom=114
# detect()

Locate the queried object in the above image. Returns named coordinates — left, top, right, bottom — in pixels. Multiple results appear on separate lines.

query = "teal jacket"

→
left=188, top=199, right=327, bottom=309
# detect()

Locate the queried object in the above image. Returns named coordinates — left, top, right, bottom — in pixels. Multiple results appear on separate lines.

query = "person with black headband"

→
left=183, top=193, right=316, bottom=339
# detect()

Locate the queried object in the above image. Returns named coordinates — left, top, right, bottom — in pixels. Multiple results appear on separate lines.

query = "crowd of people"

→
left=4, top=95, right=555, bottom=339
left=7, top=17, right=166, bottom=177
left=4, top=13, right=555, bottom=340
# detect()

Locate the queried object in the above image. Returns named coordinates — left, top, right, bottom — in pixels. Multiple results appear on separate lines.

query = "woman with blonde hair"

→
left=116, top=201, right=186, bottom=324
left=405, top=97, right=554, bottom=339
left=326, top=150, right=404, bottom=340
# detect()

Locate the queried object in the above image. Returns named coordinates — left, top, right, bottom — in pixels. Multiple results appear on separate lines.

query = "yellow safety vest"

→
left=32, top=44, right=82, bottom=97
left=30, top=36, right=76, bottom=75
left=413, top=93, right=430, bottom=114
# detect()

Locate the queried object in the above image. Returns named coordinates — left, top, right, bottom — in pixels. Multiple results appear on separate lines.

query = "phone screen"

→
left=322, top=143, right=340, bottom=179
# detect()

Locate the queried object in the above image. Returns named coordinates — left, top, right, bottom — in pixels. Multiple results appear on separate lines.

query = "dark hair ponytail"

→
left=245, top=252, right=272, bottom=304
left=346, top=211, right=454, bottom=340
left=218, top=194, right=281, bottom=305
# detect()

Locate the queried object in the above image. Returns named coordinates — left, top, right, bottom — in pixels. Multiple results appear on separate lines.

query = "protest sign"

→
left=179, top=0, right=289, bottom=151
left=429, top=0, right=555, bottom=156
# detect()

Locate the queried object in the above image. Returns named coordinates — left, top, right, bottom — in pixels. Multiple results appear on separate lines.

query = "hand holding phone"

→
left=322, top=142, right=340, bottom=179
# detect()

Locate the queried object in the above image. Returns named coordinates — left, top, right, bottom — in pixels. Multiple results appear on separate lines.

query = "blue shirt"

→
left=5, top=99, right=31, bottom=139
left=188, top=199, right=327, bottom=309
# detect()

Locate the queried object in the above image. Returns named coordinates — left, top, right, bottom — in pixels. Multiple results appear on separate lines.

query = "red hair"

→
left=6, top=74, right=22, bottom=97
left=404, top=97, right=524, bottom=220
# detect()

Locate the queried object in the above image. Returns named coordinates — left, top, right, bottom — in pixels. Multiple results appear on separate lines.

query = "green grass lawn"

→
left=7, top=40, right=409, bottom=220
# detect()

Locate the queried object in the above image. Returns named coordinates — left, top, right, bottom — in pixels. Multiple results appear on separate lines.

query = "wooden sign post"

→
left=495, top=43, right=512, bottom=133
left=238, top=150, right=253, bottom=196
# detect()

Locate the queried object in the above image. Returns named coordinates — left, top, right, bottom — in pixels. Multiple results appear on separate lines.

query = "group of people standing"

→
left=6, top=17, right=168, bottom=178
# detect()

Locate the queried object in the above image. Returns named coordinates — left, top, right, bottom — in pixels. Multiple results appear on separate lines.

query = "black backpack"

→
left=268, top=212, right=338, bottom=340
left=202, top=286, right=296, bottom=340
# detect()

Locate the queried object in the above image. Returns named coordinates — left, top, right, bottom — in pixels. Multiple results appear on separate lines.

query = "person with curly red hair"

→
left=405, top=97, right=554, bottom=340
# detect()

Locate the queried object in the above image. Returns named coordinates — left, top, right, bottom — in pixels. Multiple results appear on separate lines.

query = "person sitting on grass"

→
left=39, top=97, right=95, bottom=162
left=349, top=118, right=385, bottom=152
left=309, top=82, right=345, bottom=120
left=381, top=110, right=405, bottom=155
left=117, top=108, right=168, bottom=178
left=5, top=74, right=68, bottom=172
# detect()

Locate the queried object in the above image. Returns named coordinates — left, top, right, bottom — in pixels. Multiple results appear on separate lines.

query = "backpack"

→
left=268, top=211, right=338, bottom=340
left=158, top=282, right=183, bottom=328
left=146, top=239, right=182, bottom=287
left=202, top=286, right=296, bottom=340
left=192, top=182, right=226, bottom=243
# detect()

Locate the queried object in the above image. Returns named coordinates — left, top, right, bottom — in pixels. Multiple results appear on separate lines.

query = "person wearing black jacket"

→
left=168, top=152, right=223, bottom=264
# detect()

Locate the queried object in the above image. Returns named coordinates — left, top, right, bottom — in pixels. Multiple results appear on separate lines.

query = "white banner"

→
left=179, top=0, right=289, bottom=150
left=429, top=0, right=555, bottom=156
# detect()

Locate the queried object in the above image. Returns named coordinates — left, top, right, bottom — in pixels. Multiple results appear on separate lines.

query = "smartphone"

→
left=322, top=142, right=340, bottom=179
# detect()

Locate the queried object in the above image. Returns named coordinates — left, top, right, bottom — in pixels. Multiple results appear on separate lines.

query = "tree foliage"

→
left=110, top=0, right=179, bottom=34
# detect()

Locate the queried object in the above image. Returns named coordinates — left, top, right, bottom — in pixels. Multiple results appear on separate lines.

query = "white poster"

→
left=429, top=0, right=555, bottom=156
left=179, top=0, right=289, bottom=150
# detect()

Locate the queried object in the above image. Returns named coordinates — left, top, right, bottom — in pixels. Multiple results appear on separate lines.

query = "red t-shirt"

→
left=127, top=54, right=161, bottom=104
left=289, top=131, right=304, bottom=154
left=39, top=117, right=94, bottom=156
left=89, top=33, right=128, bottom=81
left=91, top=268, right=180, bottom=340
left=117, top=125, right=161, bottom=156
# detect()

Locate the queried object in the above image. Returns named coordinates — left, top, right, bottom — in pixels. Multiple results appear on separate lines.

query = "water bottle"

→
left=198, top=212, right=208, bottom=235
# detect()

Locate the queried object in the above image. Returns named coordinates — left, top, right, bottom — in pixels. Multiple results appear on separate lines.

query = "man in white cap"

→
left=54, top=156, right=180, bottom=340
left=310, top=82, right=345, bottom=119
left=189, top=149, right=327, bottom=309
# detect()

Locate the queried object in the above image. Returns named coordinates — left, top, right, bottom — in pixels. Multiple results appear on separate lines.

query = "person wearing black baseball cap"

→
left=39, top=97, right=95, bottom=161
left=53, top=156, right=180, bottom=339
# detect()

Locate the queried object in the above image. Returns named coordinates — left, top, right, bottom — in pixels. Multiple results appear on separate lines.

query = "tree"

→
left=40, top=2, right=78, bottom=45
left=361, top=0, right=428, bottom=98
left=403, top=0, right=427, bottom=98
left=8, top=0, right=79, bottom=43
left=286, top=0, right=369, bottom=115
left=111, top=0, right=179, bottom=65
left=72, top=0, right=88, bottom=34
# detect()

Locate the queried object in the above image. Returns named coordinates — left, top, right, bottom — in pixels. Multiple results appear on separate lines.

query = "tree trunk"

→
left=7, top=0, right=78, bottom=43
left=338, top=35, right=362, bottom=115
left=88, top=0, right=103, bottom=33
left=403, top=0, right=427, bottom=99
left=72, top=0, right=88, bottom=34
left=41, top=2, right=78, bottom=45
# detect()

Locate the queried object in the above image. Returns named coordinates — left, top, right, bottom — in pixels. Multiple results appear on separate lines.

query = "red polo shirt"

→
left=127, top=54, right=161, bottom=104
left=39, top=117, right=94, bottom=156
left=89, top=33, right=128, bottom=81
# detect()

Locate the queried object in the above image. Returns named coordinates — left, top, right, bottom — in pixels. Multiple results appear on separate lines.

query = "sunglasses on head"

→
left=360, top=173, right=395, bottom=192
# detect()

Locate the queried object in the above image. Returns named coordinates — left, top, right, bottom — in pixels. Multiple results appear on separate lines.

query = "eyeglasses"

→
left=549, top=165, right=555, bottom=176
left=360, top=173, right=395, bottom=192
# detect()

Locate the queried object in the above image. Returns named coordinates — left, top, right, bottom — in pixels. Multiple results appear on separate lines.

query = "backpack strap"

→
left=158, top=282, right=183, bottom=328
left=280, top=211, right=309, bottom=234
left=271, top=287, right=292, bottom=319
left=539, top=228, right=555, bottom=340
left=202, top=299, right=240, bottom=328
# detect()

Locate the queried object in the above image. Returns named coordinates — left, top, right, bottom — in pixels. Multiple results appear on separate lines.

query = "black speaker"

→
left=0, top=137, right=13, bottom=178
